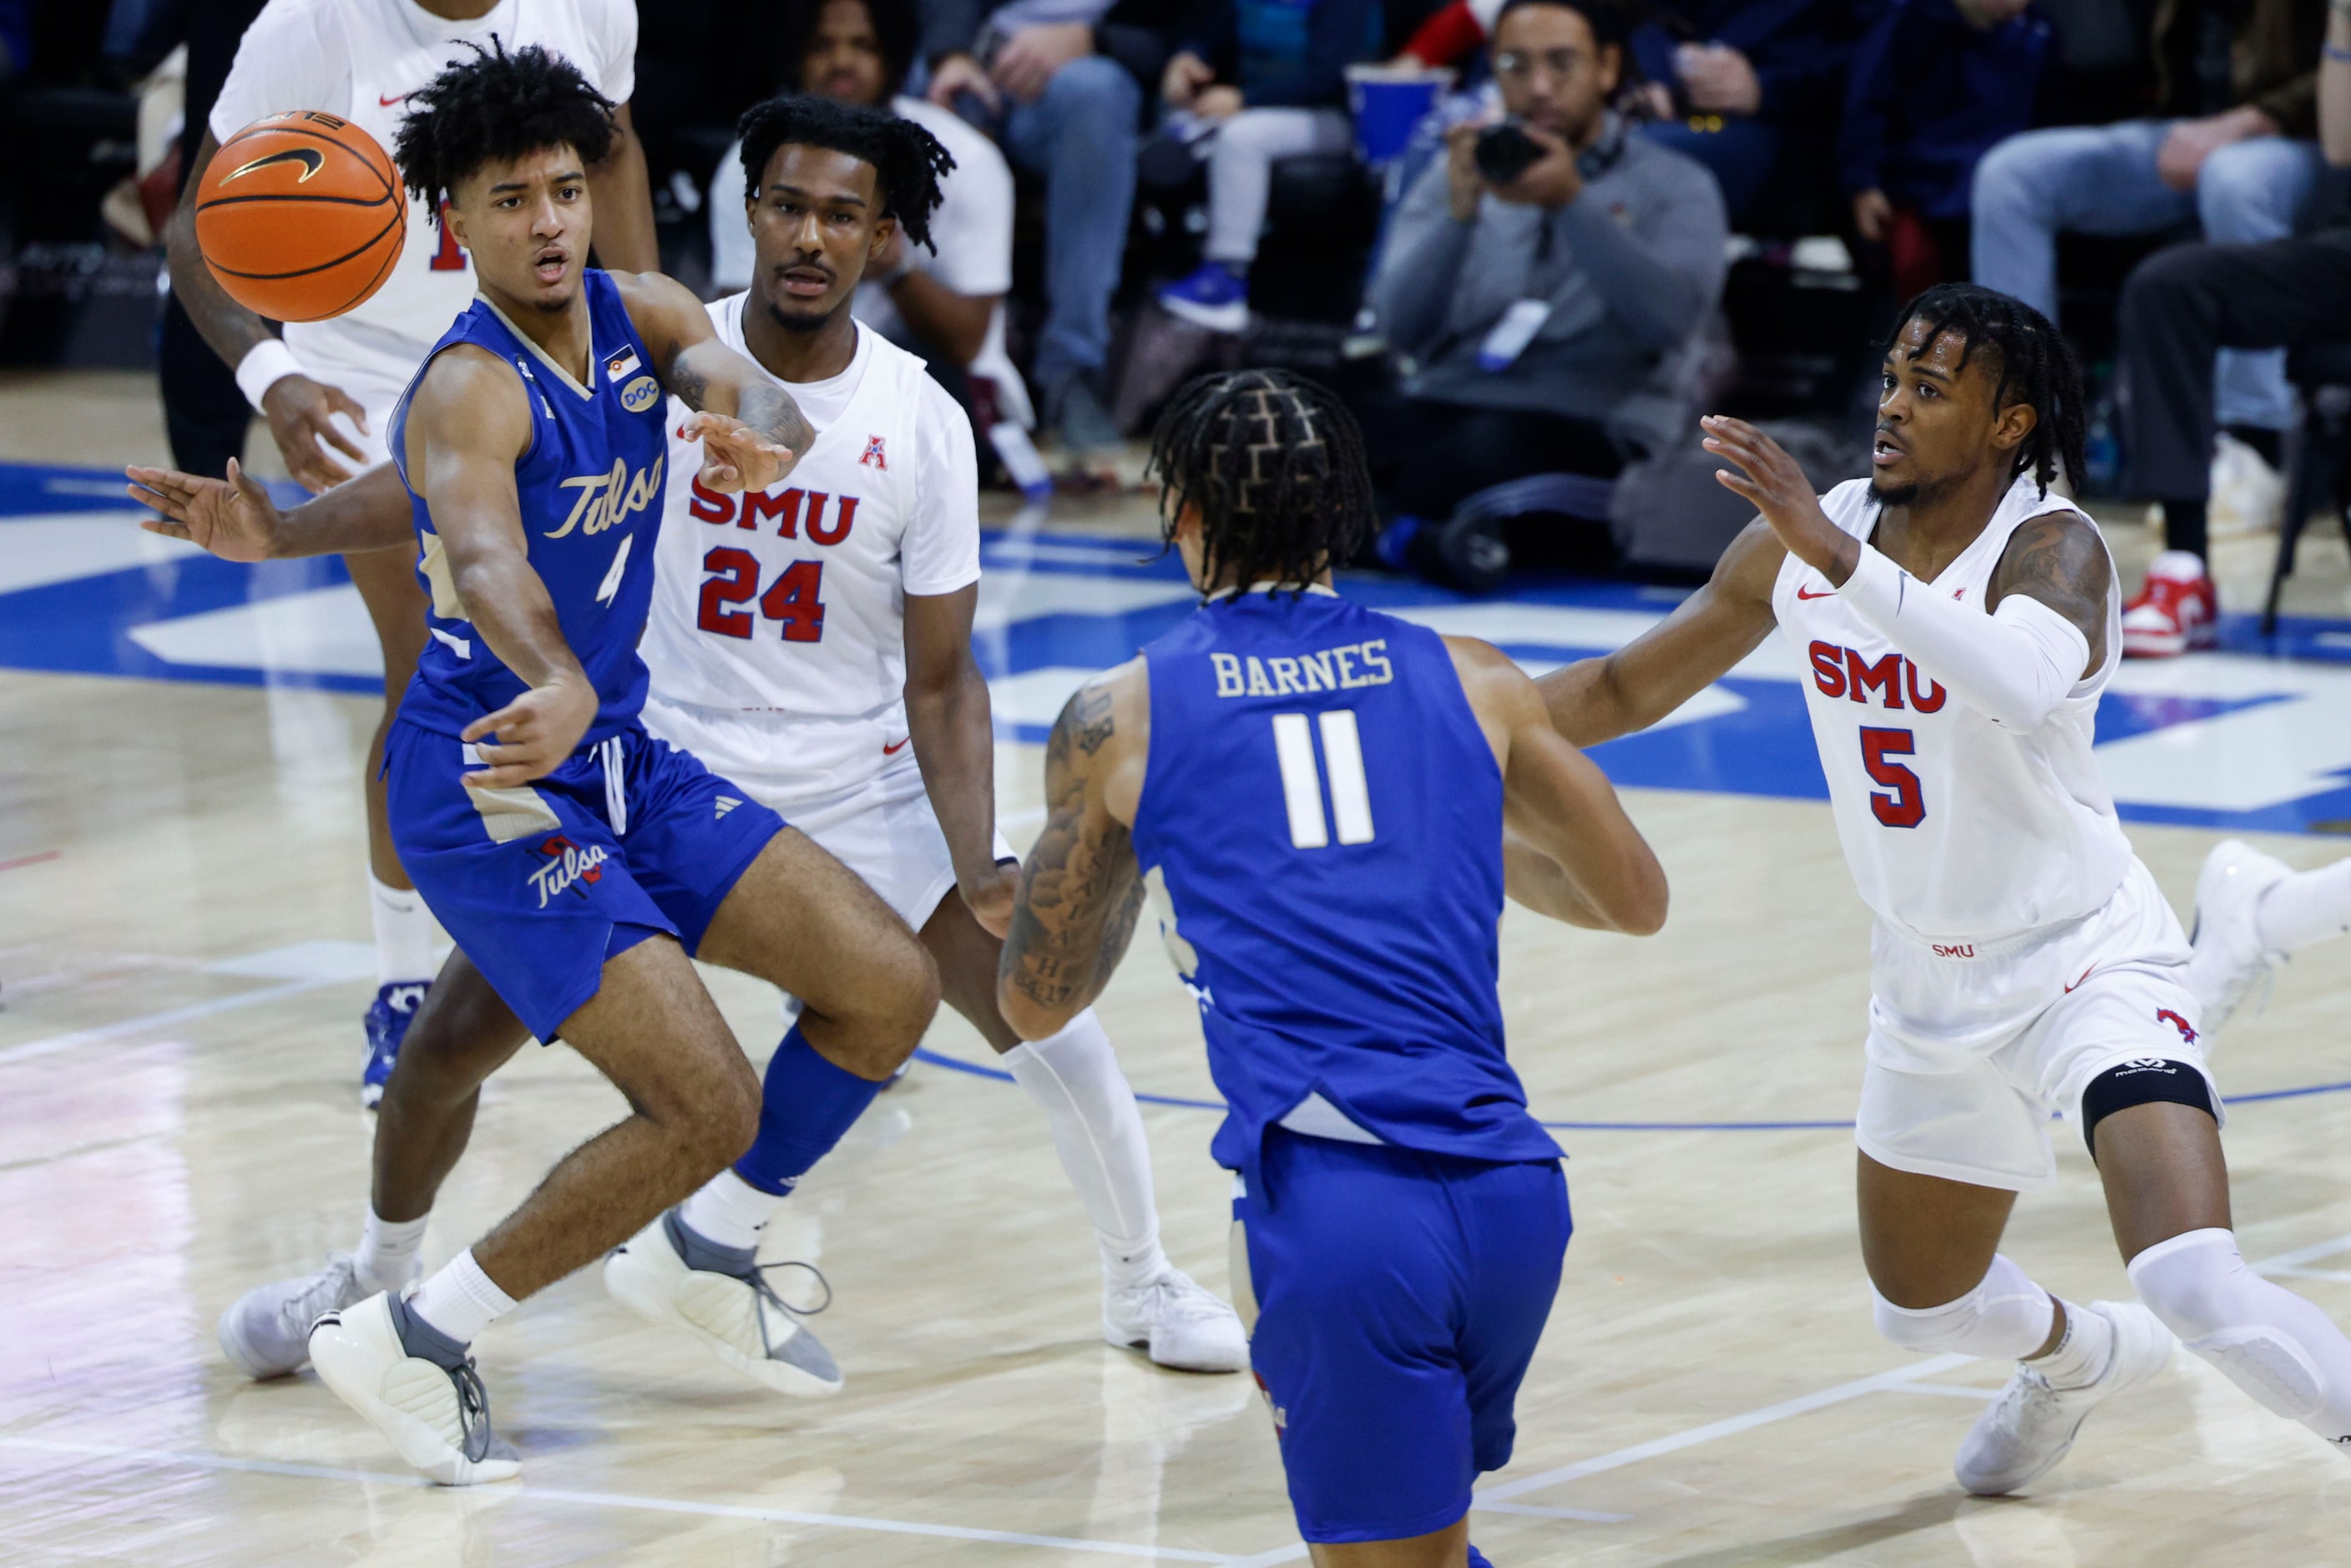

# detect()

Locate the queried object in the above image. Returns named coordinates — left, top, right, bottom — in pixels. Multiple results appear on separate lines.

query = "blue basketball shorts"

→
left=1235, top=1128, right=1572, bottom=1545
left=382, top=716, right=783, bottom=1041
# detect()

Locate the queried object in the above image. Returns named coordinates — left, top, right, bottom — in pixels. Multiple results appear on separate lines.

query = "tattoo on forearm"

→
left=1004, top=686, right=1140, bottom=1013
left=666, top=354, right=710, bottom=412
left=740, top=383, right=817, bottom=457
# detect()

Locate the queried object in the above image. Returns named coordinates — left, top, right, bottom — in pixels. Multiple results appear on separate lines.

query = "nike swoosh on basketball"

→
left=1796, top=584, right=1836, bottom=600
left=882, top=736, right=913, bottom=755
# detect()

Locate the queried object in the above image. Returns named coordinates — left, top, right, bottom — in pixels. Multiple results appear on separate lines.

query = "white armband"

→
left=1838, top=543, right=2091, bottom=731
left=235, top=339, right=305, bottom=413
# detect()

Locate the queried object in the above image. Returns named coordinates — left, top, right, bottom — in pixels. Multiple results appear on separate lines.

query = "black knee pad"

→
left=2081, top=1059, right=2215, bottom=1158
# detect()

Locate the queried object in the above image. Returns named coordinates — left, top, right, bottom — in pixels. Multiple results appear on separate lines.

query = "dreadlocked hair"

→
left=1888, top=282, right=2086, bottom=498
left=394, top=40, right=615, bottom=220
left=1148, top=369, right=1374, bottom=595
left=736, top=94, right=954, bottom=252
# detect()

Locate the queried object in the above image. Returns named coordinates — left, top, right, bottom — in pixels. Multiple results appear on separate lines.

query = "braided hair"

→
left=735, top=94, right=953, bottom=251
left=1148, top=369, right=1375, bottom=594
left=395, top=40, right=615, bottom=220
left=1888, top=282, right=2086, bottom=498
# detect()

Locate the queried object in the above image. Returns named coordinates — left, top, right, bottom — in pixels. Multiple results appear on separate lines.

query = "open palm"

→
left=124, top=458, right=284, bottom=563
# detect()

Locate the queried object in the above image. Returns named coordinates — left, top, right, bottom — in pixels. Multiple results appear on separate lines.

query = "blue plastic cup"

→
left=1347, top=64, right=1454, bottom=166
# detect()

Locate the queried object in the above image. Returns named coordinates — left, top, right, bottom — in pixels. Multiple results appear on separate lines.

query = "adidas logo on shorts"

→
left=715, top=797, right=741, bottom=820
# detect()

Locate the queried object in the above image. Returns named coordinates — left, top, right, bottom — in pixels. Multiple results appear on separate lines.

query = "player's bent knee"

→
left=2129, top=1227, right=2332, bottom=1419
left=1872, top=1253, right=2053, bottom=1358
left=2080, top=1060, right=2214, bottom=1159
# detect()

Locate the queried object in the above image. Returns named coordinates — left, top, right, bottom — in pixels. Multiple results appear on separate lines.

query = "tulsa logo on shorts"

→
left=528, top=833, right=609, bottom=908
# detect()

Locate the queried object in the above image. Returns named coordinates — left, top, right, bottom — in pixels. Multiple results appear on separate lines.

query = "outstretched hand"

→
left=125, top=457, right=284, bottom=563
left=1700, top=416, right=1854, bottom=583
left=681, top=411, right=796, bottom=495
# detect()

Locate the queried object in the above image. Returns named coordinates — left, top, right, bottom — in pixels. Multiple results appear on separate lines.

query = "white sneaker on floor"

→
left=1105, top=1267, right=1249, bottom=1373
left=217, top=1253, right=409, bottom=1379
left=308, top=1292, right=520, bottom=1486
left=604, top=1210, right=842, bottom=1399
left=2186, top=838, right=2293, bottom=1038
left=2210, top=432, right=2287, bottom=538
left=1955, top=1300, right=2174, bottom=1495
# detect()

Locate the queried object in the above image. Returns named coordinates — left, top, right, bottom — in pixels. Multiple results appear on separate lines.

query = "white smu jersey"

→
left=210, top=0, right=636, bottom=387
left=1775, top=475, right=2133, bottom=945
left=640, top=302, right=981, bottom=798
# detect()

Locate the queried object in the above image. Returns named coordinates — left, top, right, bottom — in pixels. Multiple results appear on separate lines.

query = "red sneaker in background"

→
left=2122, top=550, right=2219, bottom=658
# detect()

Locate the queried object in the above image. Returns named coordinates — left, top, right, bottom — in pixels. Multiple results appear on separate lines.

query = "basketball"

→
left=194, top=111, right=406, bottom=323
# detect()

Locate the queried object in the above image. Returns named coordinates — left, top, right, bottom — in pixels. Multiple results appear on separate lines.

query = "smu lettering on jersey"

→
left=1129, top=588, right=1563, bottom=1201
left=640, top=304, right=978, bottom=797
left=390, top=271, right=667, bottom=746
left=1775, top=474, right=2132, bottom=943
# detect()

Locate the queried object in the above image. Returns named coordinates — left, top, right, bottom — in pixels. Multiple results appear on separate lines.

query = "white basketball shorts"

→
left=1856, top=858, right=2219, bottom=1192
left=639, top=693, right=1013, bottom=929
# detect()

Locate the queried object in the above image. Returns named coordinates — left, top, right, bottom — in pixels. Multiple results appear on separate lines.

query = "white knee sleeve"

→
left=2130, top=1227, right=2351, bottom=1439
left=1873, top=1252, right=2055, bottom=1360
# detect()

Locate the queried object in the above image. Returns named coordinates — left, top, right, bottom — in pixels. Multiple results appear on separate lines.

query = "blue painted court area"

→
left=12, top=458, right=2351, bottom=836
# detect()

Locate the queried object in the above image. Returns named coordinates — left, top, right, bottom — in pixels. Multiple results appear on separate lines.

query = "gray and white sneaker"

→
left=309, top=1291, right=520, bottom=1485
left=1105, top=1267, right=1249, bottom=1373
left=217, top=1253, right=413, bottom=1379
left=1955, top=1300, right=2174, bottom=1495
left=604, top=1209, right=842, bottom=1398
left=2185, top=838, right=2292, bottom=1039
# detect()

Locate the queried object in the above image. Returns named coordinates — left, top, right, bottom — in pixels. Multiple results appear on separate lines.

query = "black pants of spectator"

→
left=1344, top=388, right=1623, bottom=522
left=2120, top=229, right=2351, bottom=560
left=159, top=292, right=249, bottom=479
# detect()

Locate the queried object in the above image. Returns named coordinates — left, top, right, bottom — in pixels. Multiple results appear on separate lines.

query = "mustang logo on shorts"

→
left=528, top=833, right=609, bottom=908
left=2156, top=1009, right=2199, bottom=1044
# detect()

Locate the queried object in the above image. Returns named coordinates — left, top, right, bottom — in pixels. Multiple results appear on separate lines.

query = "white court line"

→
left=0, top=1437, right=1238, bottom=1563
left=0, top=976, right=349, bottom=1067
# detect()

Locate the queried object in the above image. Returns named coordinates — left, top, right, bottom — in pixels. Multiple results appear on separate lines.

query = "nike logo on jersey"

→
left=378, top=93, right=408, bottom=105
left=1796, top=584, right=1836, bottom=600
left=2065, top=965, right=2096, bottom=993
left=882, top=736, right=913, bottom=756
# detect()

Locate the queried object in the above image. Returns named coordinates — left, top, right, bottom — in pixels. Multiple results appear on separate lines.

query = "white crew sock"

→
left=407, top=1247, right=517, bottom=1348
left=1003, top=1010, right=1167, bottom=1287
left=369, top=873, right=437, bottom=987
left=2027, top=1297, right=2115, bottom=1390
left=2131, top=1227, right=2351, bottom=1441
left=354, top=1206, right=430, bottom=1292
left=2255, top=857, right=2351, bottom=954
left=679, top=1166, right=789, bottom=1251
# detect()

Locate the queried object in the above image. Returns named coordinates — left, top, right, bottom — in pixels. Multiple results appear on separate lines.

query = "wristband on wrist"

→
left=235, top=339, right=304, bottom=413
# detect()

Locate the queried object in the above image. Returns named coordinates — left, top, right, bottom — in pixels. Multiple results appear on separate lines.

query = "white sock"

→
left=369, top=873, right=436, bottom=987
left=2131, top=1227, right=2351, bottom=1440
left=2255, top=858, right=2351, bottom=954
left=354, top=1206, right=430, bottom=1292
left=680, top=1166, right=788, bottom=1251
left=1003, top=1010, right=1168, bottom=1287
left=407, top=1247, right=517, bottom=1348
left=2027, top=1297, right=2115, bottom=1390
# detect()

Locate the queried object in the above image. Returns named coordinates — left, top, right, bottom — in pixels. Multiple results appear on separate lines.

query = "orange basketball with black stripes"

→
left=195, top=111, right=406, bottom=323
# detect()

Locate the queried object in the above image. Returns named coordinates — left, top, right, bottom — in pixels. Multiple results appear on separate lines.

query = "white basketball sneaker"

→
left=1955, top=1300, right=2174, bottom=1495
left=604, top=1209, right=842, bottom=1399
left=2186, top=839, right=2292, bottom=1039
left=1105, top=1267, right=1249, bottom=1373
left=217, top=1253, right=416, bottom=1380
left=308, top=1291, right=520, bottom=1486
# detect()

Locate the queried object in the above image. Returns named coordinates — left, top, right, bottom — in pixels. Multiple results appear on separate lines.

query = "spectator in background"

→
left=925, top=0, right=1150, bottom=459
left=1841, top=0, right=2050, bottom=301
left=711, top=0, right=1034, bottom=438
left=1971, top=0, right=2328, bottom=578
left=2112, top=0, right=2351, bottom=655
left=1150, top=0, right=1386, bottom=332
left=1627, top=0, right=1853, bottom=226
left=1362, top=0, right=1727, bottom=526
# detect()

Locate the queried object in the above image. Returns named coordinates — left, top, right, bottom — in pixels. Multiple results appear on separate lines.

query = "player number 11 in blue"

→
left=1271, top=711, right=1375, bottom=849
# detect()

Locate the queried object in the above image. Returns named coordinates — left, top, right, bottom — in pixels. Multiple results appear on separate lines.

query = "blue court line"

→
left=907, top=1050, right=2351, bottom=1131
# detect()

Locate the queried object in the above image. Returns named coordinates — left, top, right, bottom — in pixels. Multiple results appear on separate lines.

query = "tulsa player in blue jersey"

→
left=133, top=45, right=948, bottom=1485
left=997, top=369, right=1668, bottom=1565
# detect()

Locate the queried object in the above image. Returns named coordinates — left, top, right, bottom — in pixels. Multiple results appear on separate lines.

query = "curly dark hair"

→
left=1888, top=282, right=2087, bottom=498
left=1147, top=369, right=1375, bottom=595
left=779, top=0, right=920, bottom=98
left=393, top=40, right=616, bottom=220
left=735, top=94, right=953, bottom=251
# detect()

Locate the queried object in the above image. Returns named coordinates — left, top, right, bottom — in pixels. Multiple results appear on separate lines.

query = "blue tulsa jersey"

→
left=390, top=269, right=669, bottom=747
left=1129, top=587, right=1562, bottom=1194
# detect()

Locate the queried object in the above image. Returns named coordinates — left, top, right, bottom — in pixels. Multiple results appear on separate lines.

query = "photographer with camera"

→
left=1358, top=0, right=1726, bottom=554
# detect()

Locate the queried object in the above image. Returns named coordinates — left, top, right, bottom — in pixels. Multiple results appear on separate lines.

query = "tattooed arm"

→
left=1986, top=511, right=2111, bottom=672
left=611, top=269, right=814, bottom=492
left=998, top=660, right=1153, bottom=1039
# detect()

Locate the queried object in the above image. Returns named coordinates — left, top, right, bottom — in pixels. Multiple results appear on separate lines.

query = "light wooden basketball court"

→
left=6, top=371, right=2351, bottom=1565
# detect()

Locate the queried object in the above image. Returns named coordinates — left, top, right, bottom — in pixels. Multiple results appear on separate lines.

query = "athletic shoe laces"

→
left=746, top=1259, right=832, bottom=1359
left=450, top=1355, right=497, bottom=1464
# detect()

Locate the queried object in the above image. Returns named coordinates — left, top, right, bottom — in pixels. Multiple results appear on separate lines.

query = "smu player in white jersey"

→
left=166, top=0, right=656, bottom=1103
left=626, top=95, right=1243, bottom=1371
left=1543, top=285, right=2351, bottom=1497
